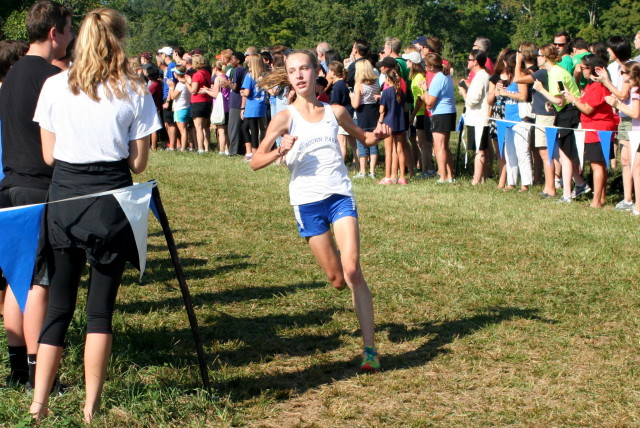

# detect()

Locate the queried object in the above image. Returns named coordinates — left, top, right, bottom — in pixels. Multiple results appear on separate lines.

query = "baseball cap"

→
left=140, top=52, right=151, bottom=61
left=411, top=36, right=428, bottom=46
left=401, top=51, right=423, bottom=65
left=158, top=46, right=173, bottom=56
left=375, top=56, right=397, bottom=69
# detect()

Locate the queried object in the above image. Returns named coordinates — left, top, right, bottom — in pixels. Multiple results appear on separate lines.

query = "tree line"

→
left=2, top=0, right=639, bottom=72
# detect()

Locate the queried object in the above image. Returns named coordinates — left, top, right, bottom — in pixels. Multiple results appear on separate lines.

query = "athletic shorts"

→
left=174, top=107, right=191, bottom=123
left=293, top=193, right=358, bottom=238
left=431, top=113, right=456, bottom=133
left=191, top=101, right=212, bottom=118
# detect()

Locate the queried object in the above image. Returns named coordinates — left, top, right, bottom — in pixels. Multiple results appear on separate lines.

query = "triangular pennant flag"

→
left=574, top=128, right=585, bottom=168
left=597, top=131, right=613, bottom=168
left=629, top=131, right=640, bottom=168
left=474, top=124, right=484, bottom=152
left=496, top=120, right=514, bottom=159
left=112, top=182, right=154, bottom=279
left=0, top=204, right=45, bottom=313
left=545, top=127, right=558, bottom=167
left=456, top=115, right=464, bottom=132
left=149, top=193, right=160, bottom=222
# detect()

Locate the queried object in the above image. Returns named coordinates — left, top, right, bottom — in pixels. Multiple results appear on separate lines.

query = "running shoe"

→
left=353, top=172, right=366, bottom=179
left=556, top=197, right=572, bottom=204
left=397, top=178, right=408, bottom=185
left=368, top=173, right=376, bottom=179
left=570, top=183, right=592, bottom=199
left=614, top=200, right=634, bottom=211
left=360, top=346, right=380, bottom=373
left=377, top=178, right=394, bottom=185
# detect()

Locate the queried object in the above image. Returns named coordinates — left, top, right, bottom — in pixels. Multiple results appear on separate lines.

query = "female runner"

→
left=250, top=51, right=390, bottom=372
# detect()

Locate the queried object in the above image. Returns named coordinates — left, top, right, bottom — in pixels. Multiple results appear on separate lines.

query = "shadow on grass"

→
left=120, top=252, right=254, bottom=286
left=115, top=281, right=325, bottom=313
left=214, top=306, right=554, bottom=401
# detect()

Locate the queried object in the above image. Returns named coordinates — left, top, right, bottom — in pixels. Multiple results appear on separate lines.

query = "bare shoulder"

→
left=270, top=108, right=292, bottom=133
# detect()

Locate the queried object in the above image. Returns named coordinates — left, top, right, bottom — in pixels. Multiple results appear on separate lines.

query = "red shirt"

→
left=317, top=93, right=330, bottom=103
left=190, top=69, right=212, bottom=103
left=580, top=82, right=616, bottom=143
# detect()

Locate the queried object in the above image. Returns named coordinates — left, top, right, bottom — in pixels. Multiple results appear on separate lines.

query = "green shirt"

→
left=558, top=55, right=573, bottom=74
left=411, top=73, right=426, bottom=116
left=548, top=65, right=581, bottom=112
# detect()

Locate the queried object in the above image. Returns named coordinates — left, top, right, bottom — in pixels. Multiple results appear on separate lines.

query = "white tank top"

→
left=286, top=103, right=353, bottom=206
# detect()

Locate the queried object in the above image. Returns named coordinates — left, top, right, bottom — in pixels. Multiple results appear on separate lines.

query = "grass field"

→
left=2, top=147, right=640, bottom=427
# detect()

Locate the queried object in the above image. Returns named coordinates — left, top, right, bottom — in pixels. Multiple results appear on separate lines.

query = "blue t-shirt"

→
left=230, top=66, right=247, bottom=109
left=380, top=87, right=406, bottom=133
left=241, top=74, right=267, bottom=118
left=504, top=81, right=521, bottom=122
left=330, top=80, right=351, bottom=107
left=429, top=72, right=456, bottom=115
left=531, top=69, right=554, bottom=117
left=163, top=61, right=176, bottom=100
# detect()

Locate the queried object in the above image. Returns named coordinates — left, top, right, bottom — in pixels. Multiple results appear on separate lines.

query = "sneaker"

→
left=243, top=155, right=253, bottom=162
left=437, top=178, right=456, bottom=184
left=353, top=172, right=366, bottom=179
left=377, top=178, right=394, bottom=185
left=571, top=183, right=592, bottom=199
left=414, top=172, right=428, bottom=180
left=539, top=192, right=555, bottom=199
left=555, top=178, right=562, bottom=189
left=425, top=170, right=437, bottom=178
left=397, top=178, right=407, bottom=185
left=360, top=346, right=380, bottom=373
left=633, top=210, right=640, bottom=216
left=368, top=173, right=376, bottom=179
left=556, top=197, right=573, bottom=204
left=615, top=200, right=634, bottom=211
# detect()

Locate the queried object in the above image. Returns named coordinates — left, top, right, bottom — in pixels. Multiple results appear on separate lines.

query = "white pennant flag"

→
left=112, top=181, right=155, bottom=278
left=630, top=131, right=640, bottom=168
left=574, top=128, right=585, bottom=168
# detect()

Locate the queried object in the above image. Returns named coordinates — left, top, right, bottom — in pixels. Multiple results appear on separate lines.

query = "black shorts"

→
left=466, top=125, right=490, bottom=151
left=162, top=109, right=175, bottom=124
left=191, top=101, right=212, bottom=118
left=0, top=186, right=50, bottom=287
left=555, top=104, right=580, bottom=161
left=431, top=113, right=456, bottom=133
left=584, top=142, right=613, bottom=162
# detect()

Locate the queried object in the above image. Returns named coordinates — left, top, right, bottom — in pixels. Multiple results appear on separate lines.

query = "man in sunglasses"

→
left=553, top=31, right=574, bottom=73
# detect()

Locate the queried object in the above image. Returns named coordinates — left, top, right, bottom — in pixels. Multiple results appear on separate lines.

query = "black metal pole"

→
left=151, top=185, right=211, bottom=391
left=454, top=127, right=463, bottom=177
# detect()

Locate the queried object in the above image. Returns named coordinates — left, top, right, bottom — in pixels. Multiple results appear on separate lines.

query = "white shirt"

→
left=34, top=71, right=162, bottom=164
left=286, top=104, right=353, bottom=206
left=172, top=81, right=191, bottom=111
left=464, top=69, right=490, bottom=127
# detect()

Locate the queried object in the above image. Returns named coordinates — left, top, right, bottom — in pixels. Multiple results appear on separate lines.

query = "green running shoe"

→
left=360, top=346, right=380, bottom=373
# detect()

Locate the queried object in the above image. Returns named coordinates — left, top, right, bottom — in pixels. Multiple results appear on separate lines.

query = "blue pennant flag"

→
left=496, top=120, right=514, bottom=159
left=149, top=192, right=160, bottom=222
left=545, top=127, right=559, bottom=167
left=0, top=204, right=45, bottom=313
left=598, top=131, right=613, bottom=167
left=456, top=115, right=464, bottom=132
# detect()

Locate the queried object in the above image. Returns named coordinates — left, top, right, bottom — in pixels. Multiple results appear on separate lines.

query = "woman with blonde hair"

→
left=350, top=59, right=380, bottom=178
left=251, top=51, right=390, bottom=372
left=29, top=8, right=161, bottom=422
left=185, top=53, right=212, bottom=153
left=240, top=55, right=267, bottom=161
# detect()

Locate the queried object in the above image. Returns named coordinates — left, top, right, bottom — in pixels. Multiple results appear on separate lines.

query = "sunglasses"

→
left=554, top=43, right=567, bottom=47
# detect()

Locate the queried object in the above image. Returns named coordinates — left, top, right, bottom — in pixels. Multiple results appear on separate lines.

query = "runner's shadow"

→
left=214, top=306, right=553, bottom=401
